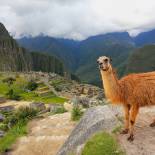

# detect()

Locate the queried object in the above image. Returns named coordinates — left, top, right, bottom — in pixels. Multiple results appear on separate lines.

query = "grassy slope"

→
left=0, top=74, right=67, bottom=104
left=124, top=45, right=155, bottom=74
left=82, top=132, right=124, bottom=155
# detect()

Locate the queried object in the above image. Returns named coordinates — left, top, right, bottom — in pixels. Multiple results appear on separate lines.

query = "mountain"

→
left=17, top=36, right=79, bottom=71
left=17, top=32, right=135, bottom=86
left=75, top=32, right=135, bottom=85
left=134, top=29, right=155, bottom=47
left=124, top=45, right=155, bottom=74
left=0, top=23, right=64, bottom=75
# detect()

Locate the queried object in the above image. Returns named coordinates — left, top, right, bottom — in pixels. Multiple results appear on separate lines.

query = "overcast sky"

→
left=1, top=0, right=155, bottom=40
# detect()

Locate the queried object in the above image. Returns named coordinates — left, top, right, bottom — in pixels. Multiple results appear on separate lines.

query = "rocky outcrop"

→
left=0, top=23, right=64, bottom=75
left=30, top=102, right=46, bottom=112
left=57, top=105, right=122, bottom=155
left=0, top=105, right=15, bottom=113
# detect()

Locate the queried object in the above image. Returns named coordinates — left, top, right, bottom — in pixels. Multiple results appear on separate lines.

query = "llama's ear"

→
left=97, top=59, right=99, bottom=63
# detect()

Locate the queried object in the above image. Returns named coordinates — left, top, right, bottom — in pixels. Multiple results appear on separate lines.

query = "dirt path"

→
left=9, top=112, right=76, bottom=155
left=117, top=107, right=155, bottom=155
left=0, top=100, right=31, bottom=109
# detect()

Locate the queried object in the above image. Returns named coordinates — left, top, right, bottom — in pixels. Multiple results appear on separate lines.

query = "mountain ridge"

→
left=17, top=31, right=135, bottom=85
left=0, top=23, right=64, bottom=75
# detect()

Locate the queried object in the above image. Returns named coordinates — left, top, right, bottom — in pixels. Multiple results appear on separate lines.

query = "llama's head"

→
left=97, top=56, right=112, bottom=72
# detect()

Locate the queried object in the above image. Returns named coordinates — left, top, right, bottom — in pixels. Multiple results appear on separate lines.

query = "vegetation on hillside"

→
left=0, top=106, right=38, bottom=153
left=0, top=73, right=67, bottom=104
left=71, top=106, right=83, bottom=121
left=121, top=45, right=155, bottom=75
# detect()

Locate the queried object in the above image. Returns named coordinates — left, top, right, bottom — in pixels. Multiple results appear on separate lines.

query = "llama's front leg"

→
left=120, top=104, right=130, bottom=134
left=127, top=105, right=139, bottom=142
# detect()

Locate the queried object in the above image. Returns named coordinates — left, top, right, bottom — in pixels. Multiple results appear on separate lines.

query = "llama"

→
left=97, top=56, right=155, bottom=141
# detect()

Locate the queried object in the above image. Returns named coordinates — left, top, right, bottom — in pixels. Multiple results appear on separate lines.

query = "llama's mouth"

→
left=102, top=68, right=109, bottom=71
left=99, top=66, right=109, bottom=71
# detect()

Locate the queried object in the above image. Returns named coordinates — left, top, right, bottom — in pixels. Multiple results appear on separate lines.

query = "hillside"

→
left=75, top=32, right=134, bottom=85
left=17, top=32, right=135, bottom=86
left=124, top=45, right=155, bottom=74
left=134, top=29, right=155, bottom=47
left=17, top=36, right=79, bottom=71
left=0, top=23, right=64, bottom=75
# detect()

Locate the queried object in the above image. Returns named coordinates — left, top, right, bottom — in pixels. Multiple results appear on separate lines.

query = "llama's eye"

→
left=104, top=59, right=108, bottom=63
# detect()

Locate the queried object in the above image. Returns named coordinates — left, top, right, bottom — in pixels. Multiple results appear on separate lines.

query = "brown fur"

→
left=100, top=65, right=155, bottom=141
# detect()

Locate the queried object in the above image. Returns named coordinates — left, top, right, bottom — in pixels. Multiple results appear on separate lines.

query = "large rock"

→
left=0, top=130, right=5, bottom=138
left=57, top=105, right=122, bottom=155
left=0, top=105, right=14, bottom=112
left=0, top=113, right=5, bottom=122
left=30, top=102, right=46, bottom=111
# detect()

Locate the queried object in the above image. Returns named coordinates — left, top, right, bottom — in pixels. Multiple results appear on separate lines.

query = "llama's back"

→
left=119, top=71, right=155, bottom=106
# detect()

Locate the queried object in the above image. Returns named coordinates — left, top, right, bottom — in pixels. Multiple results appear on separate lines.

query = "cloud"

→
left=1, top=0, right=155, bottom=40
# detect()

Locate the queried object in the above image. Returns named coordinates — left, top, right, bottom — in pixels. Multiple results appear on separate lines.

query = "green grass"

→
left=0, top=77, right=68, bottom=104
left=0, top=106, right=38, bottom=153
left=51, top=106, right=67, bottom=114
left=0, top=121, right=27, bottom=153
left=82, top=132, right=124, bottom=155
left=20, top=92, right=68, bottom=104
left=0, top=74, right=68, bottom=104
left=51, top=79, right=64, bottom=86
left=0, top=82, right=9, bottom=95
left=71, top=106, right=83, bottom=121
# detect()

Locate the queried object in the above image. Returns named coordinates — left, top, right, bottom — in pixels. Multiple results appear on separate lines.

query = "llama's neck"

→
left=101, top=68, right=121, bottom=103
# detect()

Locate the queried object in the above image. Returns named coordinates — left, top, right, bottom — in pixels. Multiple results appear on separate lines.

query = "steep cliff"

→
left=0, top=23, right=64, bottom=75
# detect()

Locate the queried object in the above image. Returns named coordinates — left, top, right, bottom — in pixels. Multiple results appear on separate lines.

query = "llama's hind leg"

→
left=127, top=105, right=139, bottom=142
left=150, top=119, right=155, bottom=127
left=120, top=104, right=130, bottom=134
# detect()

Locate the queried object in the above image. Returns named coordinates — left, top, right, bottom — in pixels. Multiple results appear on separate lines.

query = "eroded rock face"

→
left=57, top=105, right=121, bottom=155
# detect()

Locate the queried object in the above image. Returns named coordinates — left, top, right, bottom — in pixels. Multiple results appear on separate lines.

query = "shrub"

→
left=2, top=77, right=16, bottom=86
left=0, top=123, right=8, bottom=131
left=71, top=106, right=83, bottom=121
left=0, top=107, right=38, bottom=153
left=14, top=106, right=38, bottom=121
left=25, top=80, right=38, bottom=91
left=5, top=89, right=21, bottom=101
left=52, top=106, right=67, bottom=114
left=5, top=106, right=38, bottom=127
left=54, top=85, right=62, bottom=92
left=0, top=121, right=27, bottom=153
left=82, top=132, right=124, bottom=155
